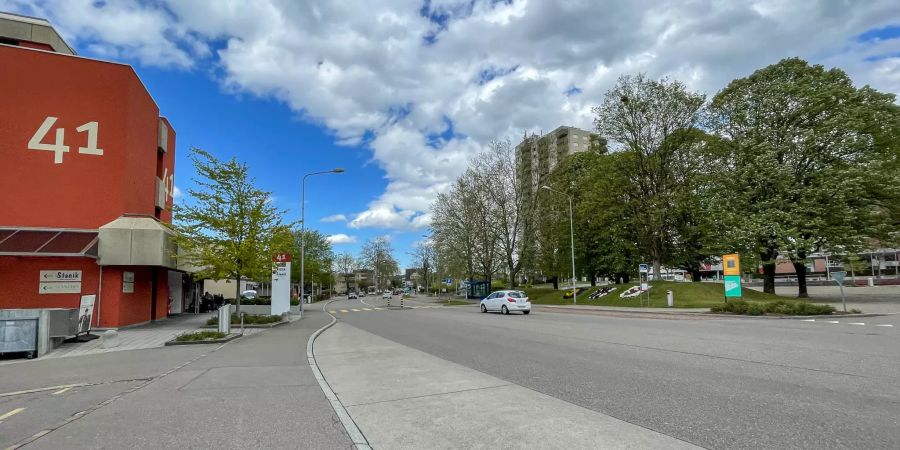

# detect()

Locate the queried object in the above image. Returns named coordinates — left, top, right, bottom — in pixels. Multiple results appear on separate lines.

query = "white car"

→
left=382, top=291, right=392, bottom=299
left=241, top=290, right=258, bottom=299
left=480, top=290, right=531, bottom=315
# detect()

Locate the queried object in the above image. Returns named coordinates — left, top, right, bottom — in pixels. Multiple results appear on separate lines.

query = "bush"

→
left=175, top=331, right=226, bottom=342
left=710, top=300, right=835, bottom=316
left=850, top=308, right=862, bottom=314
left=206, top=313, right=283, bottom=326
left=230, top=297, right=300, bottom=306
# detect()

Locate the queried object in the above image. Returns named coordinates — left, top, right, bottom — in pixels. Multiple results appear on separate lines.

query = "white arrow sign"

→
left=39, top=281, right=82, bottom=294
left=40, top=270, right=82, bottom=282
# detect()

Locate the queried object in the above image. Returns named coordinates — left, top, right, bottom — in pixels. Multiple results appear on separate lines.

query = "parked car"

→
left=382, top=291, right=392, bottom=299
left=241, top=290, right=258, bottom=299
left=359, top=291, right=367, bottom=297
left=480, top=290, right=531, bottom=315
left=348, top=292, right=358, bottom=299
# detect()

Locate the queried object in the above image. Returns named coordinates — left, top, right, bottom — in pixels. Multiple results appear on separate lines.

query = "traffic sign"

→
left=831, top=271, right=846, bottom=285
left=638, top=264, right=649, bottom=274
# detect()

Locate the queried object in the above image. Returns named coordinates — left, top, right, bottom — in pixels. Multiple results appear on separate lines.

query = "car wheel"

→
left=501, top=305, right=509, bottom=315
left=481, top=304, right=487, bottom=313
left=523, top=310, right=530, bottom=315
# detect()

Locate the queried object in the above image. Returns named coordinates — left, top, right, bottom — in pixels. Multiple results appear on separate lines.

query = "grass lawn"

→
left=524, top=281, right=791, bottom=309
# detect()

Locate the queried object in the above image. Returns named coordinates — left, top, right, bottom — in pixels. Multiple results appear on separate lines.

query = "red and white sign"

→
left=272, top=253, right=292, bottom=262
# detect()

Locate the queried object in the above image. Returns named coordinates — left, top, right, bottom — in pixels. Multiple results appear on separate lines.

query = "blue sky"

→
left=137, top=65, right=402, bottom=262
left=6, top=0, right=898, bottom=269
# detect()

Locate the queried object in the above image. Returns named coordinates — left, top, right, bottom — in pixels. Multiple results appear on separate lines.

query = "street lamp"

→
left=300, top=168, right=344, bottom=317
left=541, top=185, right=578, bottom=305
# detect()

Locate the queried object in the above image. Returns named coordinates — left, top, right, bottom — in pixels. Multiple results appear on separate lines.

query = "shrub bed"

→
left=230, top=297, right=300, bottom=306
left=710, top=300, right=835, bottom=316
left=206, top=314, right=284, bottom=326
left=175, top=331, right=227, bottom=342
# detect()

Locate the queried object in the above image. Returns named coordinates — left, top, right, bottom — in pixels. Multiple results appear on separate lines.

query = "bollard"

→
left=666, top=290, right=674, bottom=307
left=100, top=329, right=120, bottom=349
left=401, top=297, right=404, bottom=309
left=867, top=277, right=874, bottom=287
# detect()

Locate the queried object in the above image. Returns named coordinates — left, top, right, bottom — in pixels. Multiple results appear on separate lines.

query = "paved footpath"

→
left=314, top=321, right=698, bottom=449
left=1, top=309, right=351, bottom=450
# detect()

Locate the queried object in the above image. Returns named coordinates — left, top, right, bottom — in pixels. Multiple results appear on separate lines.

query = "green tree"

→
left=293, top=229, right=334, bottom=297
left=358, top=236, right=399, bottom=290
left=592, top=74, right=706, bottom=279
left=173, top=148, right=289, bottom=314
left=708, top=57, right=900, bottom=296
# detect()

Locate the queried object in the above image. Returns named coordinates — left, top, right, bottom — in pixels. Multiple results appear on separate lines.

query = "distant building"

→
left=515, top=125, right=601, bottom=201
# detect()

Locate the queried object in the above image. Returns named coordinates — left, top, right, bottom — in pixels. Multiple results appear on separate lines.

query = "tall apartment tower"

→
left=515, top=125, right=600, bottom=200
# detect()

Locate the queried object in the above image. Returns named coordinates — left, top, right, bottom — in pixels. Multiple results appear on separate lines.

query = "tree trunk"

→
left=793, top=261, right=809, bottom=298
left=690, top=268, right=702, bottom=282
left=652, top=260, right=661, bottom=282
left=590, top=274, right=597, bottom=287
left=551, top=276, right=559, bottom=290
left=234, top=275, right=241, bottom=315
left=760, top=249, right=778, bottom=294
left=761, top=262, right=776, bottom=294
left=622, top=273, right=631, bottom=284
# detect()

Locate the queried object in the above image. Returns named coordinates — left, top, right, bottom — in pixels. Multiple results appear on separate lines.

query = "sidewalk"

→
left=41, top=313, right=266, bottom=360
left=314, top=323, right=698, bottom=449
left=26, top=309, right=352, bottom=449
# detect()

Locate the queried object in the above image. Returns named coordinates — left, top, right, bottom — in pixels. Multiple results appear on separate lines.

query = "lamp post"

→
left=541, top=185, right=577, bottom=305
left=300, top=168, right=344, bottom=317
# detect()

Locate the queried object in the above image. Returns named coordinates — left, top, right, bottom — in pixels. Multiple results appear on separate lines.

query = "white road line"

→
left=361, top=308, right=372, bottom=311
left=876, top=324, right=894, bottom=327
left=374, top=308, right=384, bottom=311
left=351, top=309, right=361, bottom=312
left=51, top=387, right=71, bottom=395
left=0, top=383, right=87, bottom=398
left=0, top=407, right=25, bottom=421
left=339, top=310, right=349, bottom=313
left=800, top=319, right=815, bottom=322
left=824, top=321, right=840, bottom=324
left=848, top=323, right=865, bottom=326
left=328, top=310, right=337, bottom=314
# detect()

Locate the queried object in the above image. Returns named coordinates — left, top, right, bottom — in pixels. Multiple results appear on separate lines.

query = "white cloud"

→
left=172, top=185, right=183, bottom=198
left=321, top=214, right=347, bottom=223
left=15, top=0, right=900, bottom=230
left=326, top=234, right=358, bottom=244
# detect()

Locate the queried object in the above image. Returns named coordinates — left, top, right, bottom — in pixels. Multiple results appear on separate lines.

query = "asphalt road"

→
left=327, top=296, right=900, bottom=449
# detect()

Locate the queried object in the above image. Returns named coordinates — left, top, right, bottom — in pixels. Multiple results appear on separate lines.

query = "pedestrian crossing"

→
left=328, top=306, right=442, bottom=314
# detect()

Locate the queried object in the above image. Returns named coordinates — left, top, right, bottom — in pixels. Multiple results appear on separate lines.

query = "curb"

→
left=200, top=320, right=288, bottom=329
left=307, top=299, right=371, bottom=450
left=534, top=305, right=891, bottom=320
left=164, top=333, right=242, bottom=346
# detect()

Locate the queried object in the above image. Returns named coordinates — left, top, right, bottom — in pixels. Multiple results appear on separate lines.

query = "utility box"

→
left=0, top=317, right=38, bottom=358
left=666, top=290, right=674, bottom=307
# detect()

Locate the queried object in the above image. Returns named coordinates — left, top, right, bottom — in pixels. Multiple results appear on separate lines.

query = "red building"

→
left=0, top=12, right=183, bottom=328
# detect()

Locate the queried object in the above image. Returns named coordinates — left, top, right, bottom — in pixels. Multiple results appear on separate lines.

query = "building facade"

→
left=515, top=125, right=600, bottom=201
left=0, top=12, right=183, bottom=328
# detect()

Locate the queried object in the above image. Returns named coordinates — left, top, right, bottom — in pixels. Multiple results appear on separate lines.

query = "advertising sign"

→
left=722, top=254, right=741, bottom=276
left=78, top=295, right=96, bottom=333
left=724, top=275, right=742, bottom=298
left=271, top=253, right=292, bottom=315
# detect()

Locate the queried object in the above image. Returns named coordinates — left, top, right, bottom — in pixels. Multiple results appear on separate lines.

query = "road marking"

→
left=328, top=310, right=337, bottom=314
left=824, top=321, right=840, bottom=324
left=0, top=383, right=87, bottom=399
left=51, top=387, right=71, bottom=395
left=848, top=323, right=865, bottom=326
left=374, top=308, right=384, bottom=310
left=339, top=310, right=349, bottom=313
left=800, top=319, right=815, bottom=322
left=876, top=324, right=894, bottom=327
left=0, top=407, right=25, bottom=422
left=361, top=308, right=372, bottom=311
left=351, top=309, right=361, bottom=312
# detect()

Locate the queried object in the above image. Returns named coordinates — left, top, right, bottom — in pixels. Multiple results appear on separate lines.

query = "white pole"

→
left=300, top=176, right=306, bottom=318
left=568, top=196, right=577, bottom=305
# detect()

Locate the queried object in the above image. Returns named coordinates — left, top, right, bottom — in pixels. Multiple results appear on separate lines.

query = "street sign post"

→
left=832, top=271, right=847, bottom=313
left=722, top=254, right=742, bottom=301
left=271, top=253, right=292, bottom=315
